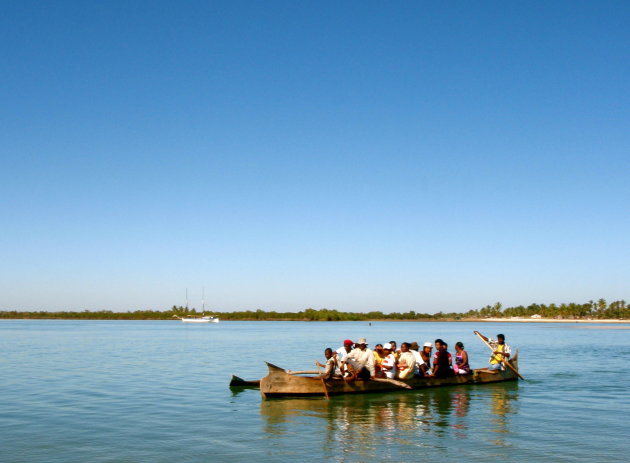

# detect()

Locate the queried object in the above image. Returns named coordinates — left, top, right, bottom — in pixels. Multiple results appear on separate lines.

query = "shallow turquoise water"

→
left=1, top=320, right=628, bottom=462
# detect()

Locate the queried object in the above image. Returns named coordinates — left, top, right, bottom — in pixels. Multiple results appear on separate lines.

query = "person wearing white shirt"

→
left=335, top=339, right=354, bottom=375
left=409, top=342, right=424, bottom=376
left=343, top=337, right=375, bottom=380
left=397, top=342, right=417, bottom=380
left=380, top=343, right=397, bottom=379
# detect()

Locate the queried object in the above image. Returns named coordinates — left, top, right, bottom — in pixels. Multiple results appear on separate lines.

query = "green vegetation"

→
left=0, top=298, right=627, bottom=320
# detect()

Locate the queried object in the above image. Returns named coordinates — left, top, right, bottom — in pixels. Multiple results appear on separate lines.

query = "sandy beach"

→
left=476, top=317, right=629, bottom=324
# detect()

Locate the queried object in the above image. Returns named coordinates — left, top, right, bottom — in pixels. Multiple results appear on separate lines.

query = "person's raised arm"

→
left=474, top=331, right=489, bottom=342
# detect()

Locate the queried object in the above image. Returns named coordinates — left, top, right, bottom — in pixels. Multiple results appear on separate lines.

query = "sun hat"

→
left=357, top=337, right=368, bottom=345
left=383, top=342, right=392, bottom=350
left=423, top=342, right=433, bottom=348
left=410, top=342, right=419, bottom=350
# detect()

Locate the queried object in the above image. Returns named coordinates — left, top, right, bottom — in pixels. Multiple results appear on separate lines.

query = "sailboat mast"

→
left=202, top=287, right=205, bottom=313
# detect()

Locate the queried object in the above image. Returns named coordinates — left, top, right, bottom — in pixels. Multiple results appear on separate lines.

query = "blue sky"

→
left=2, top=1, right=629, bottom=313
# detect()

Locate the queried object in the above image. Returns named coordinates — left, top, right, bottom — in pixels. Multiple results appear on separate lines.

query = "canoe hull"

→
left=260, top=354, right=519, bottom=399
left=229, top=375, right=261, bottom=387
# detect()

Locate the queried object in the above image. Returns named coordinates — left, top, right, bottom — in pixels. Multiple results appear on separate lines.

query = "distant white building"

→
left=531, top=314, right=542, bottom=319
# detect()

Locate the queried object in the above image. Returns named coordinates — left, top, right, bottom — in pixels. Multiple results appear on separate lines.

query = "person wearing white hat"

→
left=342, top=337, right=375, bottom=380
left=418, top=342, right=433, bottom=377
left=380, top=343, right=397, bottom=379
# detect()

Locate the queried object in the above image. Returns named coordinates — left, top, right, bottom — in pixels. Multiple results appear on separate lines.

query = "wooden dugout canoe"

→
left=260, top=353, right=520, bottom=399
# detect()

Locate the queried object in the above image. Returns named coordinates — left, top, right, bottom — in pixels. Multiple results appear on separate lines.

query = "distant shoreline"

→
left=3, top=300, right=627, bottom=321
left=1, top=317, right=627, bottom=323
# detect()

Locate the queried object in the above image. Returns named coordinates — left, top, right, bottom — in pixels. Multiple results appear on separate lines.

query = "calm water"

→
left=1, top=320, right=628, bottom=462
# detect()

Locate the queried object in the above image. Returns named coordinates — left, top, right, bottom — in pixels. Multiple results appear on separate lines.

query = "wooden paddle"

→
left=315, top=362, right=330, bottom=399
left=473, top=330, right=525, bottom=381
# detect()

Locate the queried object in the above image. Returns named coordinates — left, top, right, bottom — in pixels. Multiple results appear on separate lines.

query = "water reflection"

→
left=229, top=386, right=258, bottom=398
left=260, top=383, right=520, bottom=457
left=488, top=384, right=520, bottom=447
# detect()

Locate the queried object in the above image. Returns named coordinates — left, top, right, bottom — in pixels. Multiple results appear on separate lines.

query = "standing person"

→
left=316, top=347, right=339, bottom=379
left=380, top=343, right=397, bottom=379
left=397, top=342, right=417, bottom=380
left=478, top=333, right=512, bottom=372
left=453, top=342, right=471, bottom=375
left=343, top=337, right=375, bottom=380
left=432, top=339, right=454, bottom=378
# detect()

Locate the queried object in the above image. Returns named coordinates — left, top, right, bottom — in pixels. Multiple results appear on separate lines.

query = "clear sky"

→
left=2, top=1, right=629, bottom=313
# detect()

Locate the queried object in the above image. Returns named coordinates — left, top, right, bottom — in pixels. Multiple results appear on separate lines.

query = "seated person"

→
left=479, top=333, right=512, bottom=372
left=431, top=339, right=454, bottom=378
left=380, top=343, right=397, bottom=379
left=396, top=342, right=417, bottom=380
left=335, top=339, right=354, bottom=376
left=409, top=342, right=424, bottom=377
left=316, top=347, right=339, bottom=379
left=389, top=340, right=401, bottom=361
left=373, top=343, right=385, bottom=376
left=418, top=342, right=433, bottom=376
left=342, top=337, right=375, bottom=381
left=453, top=342, right=471, bottom=374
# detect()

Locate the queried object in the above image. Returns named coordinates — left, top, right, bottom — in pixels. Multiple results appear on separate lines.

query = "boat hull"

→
left=180, top=317, right=219, bottom=323
left=260, top=354, right=519, bottom=399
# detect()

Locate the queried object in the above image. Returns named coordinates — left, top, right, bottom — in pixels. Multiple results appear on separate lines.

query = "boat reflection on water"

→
left=260, top=383, right=519, bottom=457
left=488, top=383, right=520, bottom=447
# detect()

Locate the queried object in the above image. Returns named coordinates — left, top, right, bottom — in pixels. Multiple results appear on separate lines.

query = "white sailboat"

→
left=173, top=288, right=220, bottom=323
left=177, top=315, right=219, bottom=323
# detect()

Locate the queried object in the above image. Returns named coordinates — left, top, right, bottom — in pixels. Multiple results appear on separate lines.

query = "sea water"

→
left=1, top=320, right=628, bottom=462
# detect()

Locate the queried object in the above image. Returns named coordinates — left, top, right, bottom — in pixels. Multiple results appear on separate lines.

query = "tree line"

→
left=0, top=298, right=627, bottom=320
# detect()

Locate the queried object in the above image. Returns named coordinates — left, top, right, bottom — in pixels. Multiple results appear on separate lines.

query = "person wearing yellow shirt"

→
left=373, top=343, right=385, bottom=376
left=479, top=333, right=512, bottom=372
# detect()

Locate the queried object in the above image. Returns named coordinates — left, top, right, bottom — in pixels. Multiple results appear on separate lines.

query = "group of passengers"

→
left=316, top=334, right=511, bottom=382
